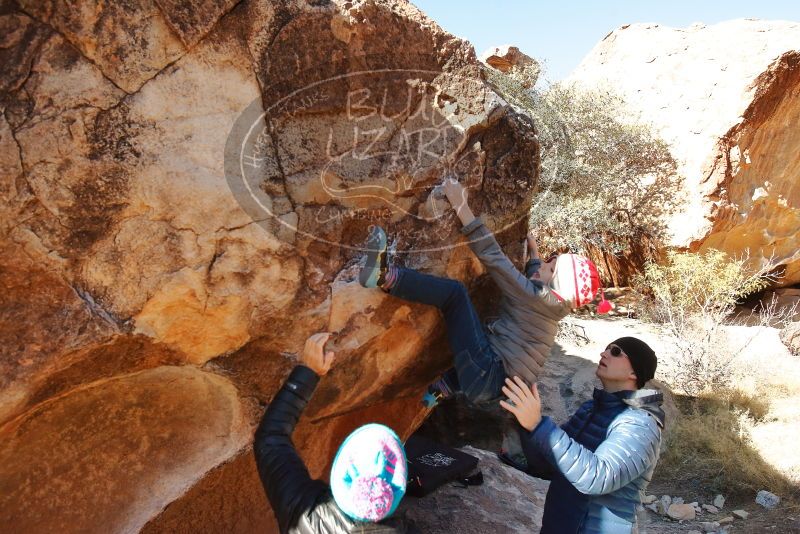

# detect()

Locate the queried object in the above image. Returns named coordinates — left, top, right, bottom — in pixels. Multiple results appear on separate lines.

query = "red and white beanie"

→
left=550, top=254, right=612, bottom=312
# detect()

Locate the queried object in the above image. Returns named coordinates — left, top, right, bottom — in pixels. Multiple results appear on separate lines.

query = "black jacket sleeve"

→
left=253, top=365, right=330, bottom=534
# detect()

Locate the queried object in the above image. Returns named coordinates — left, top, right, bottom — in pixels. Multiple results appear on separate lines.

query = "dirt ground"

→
left=642, top=479, right=800, bottom=533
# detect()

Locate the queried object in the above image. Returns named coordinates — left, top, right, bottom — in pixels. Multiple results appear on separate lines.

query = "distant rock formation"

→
left=569, top=20, right=800, bottom=285
left=480, top=45, right=539, bottom=82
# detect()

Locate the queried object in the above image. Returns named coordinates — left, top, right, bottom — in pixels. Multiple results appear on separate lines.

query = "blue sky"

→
left=412, top=1, right=800, bottom=81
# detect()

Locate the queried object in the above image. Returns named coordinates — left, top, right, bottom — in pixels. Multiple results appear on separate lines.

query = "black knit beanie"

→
left=611, top=336, right=657, bottom=388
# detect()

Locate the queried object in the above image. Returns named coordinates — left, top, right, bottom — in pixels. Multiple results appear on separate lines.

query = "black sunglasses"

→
left=606, top=345, right=625, bottom=357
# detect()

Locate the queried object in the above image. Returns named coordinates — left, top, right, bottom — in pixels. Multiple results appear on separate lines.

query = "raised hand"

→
left=499, top=376, right=542, bottom=432
left=526, top=229, right=541, bottom=261
left=441, top=175, right=475, bottom=226
left=442, top=176, right=467, bottom=209
left=300, top=332, right=336, bottom=376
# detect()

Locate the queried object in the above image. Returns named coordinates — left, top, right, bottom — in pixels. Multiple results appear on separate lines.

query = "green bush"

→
left=635, top=249, right=769, bottom=395
left=484, top=65, right=680, bottom=255
left=640, top=249, right=768, bottom=320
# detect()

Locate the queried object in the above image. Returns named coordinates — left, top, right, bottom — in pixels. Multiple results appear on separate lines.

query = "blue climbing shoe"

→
left=421, top=377, right=455, bottom=409
left=359, top=225, right=388, bottom=288
left=421, top=390, right=441, bottom=409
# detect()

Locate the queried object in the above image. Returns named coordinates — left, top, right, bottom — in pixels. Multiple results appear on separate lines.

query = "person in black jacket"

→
left=253, top=332, right=413, bottom=534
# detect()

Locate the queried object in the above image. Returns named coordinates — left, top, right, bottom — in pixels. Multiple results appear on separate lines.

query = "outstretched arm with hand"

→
left=524, top=230, right=541, bottom=264
left=502, top=375, right=661, bottom=496
left=441, top=177, right=555, bottom=303
left=442, top=177, right=476, bottom=227
left=253, top=333, right=337, bottom=533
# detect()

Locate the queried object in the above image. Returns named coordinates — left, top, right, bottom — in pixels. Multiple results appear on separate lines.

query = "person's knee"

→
left=456, top=356, right=492, bottom=404
left=452, top=280, right=468, bottom=294
left=460, top=358, right=504, bottom=405
left=443, top=280, right=468, bottom=307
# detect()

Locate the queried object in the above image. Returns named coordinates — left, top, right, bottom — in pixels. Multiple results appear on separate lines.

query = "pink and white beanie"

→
left=330, top=424, right=407, bottom=522
left=550, top=254, right=611, bottom=312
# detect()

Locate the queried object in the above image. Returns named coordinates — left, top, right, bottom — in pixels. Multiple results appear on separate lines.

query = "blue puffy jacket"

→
left=521, top=388, right=665, bottom=534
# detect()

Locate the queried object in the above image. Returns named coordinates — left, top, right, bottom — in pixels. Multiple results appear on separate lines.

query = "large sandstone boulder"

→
left=0, top=0, right=539, bottom=532
left=568, top=20, right=800, bottom=285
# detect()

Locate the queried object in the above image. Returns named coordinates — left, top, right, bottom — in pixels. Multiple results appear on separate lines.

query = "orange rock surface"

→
left=0, top=1, right=539, bottom=531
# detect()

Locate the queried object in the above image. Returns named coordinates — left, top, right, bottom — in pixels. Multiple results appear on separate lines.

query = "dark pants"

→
left=388, top=268, right=505, bottom=403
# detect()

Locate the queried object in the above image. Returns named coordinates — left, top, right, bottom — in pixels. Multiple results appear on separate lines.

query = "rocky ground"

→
left=399, top=449, right=800, bottom=533
left=641, top=482, right=800, bottom=533
left=398, top=447, right=548, bottom=533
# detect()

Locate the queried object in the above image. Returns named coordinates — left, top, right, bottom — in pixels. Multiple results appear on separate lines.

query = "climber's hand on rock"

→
left=499, top=376, right=542, bottom=432
left=442, top=176, right=476, bottom=226
left=442, top=176, right=465, bottom=206
left=301, top=332, right=336, bottom=376
left=442, top=176, right=467, bottom=208
left=526, top=229, right=540, bottom=260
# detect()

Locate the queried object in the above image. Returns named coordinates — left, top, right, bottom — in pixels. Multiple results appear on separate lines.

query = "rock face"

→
left=568, top=20, right=800, bottom=286
left=781, top=321, right=800, bottom=356
left=1, top=366, right=249, bottom=533
left=480, top=45, right=538, bottom=76
left=0, top=1, right=540, bottom=532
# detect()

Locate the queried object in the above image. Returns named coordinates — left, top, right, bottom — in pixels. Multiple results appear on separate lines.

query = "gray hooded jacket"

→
left=461, top=217, right=572, bottom=385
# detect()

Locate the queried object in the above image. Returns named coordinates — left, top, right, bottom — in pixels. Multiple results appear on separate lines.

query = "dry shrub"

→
left=635, top=249, right=777, bottom=396
left=639, top=251, right=800, bottom=503
left=655, top=389, right=797, bottom=500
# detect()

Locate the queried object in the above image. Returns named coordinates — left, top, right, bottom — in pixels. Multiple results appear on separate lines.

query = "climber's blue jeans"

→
left=388, top=267, right=505, bottom=403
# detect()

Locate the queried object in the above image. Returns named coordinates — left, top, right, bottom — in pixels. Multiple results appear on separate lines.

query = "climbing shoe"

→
left=421, top=376, right=455, bottom=409
left=359, top=225, right=388, bottom=288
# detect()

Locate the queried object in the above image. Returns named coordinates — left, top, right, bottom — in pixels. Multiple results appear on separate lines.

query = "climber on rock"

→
left=358, top=175, right=610, bottom=411
left=253, top=332, right=414, bottom=533
left=501, top=336, right=664, bottom=534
